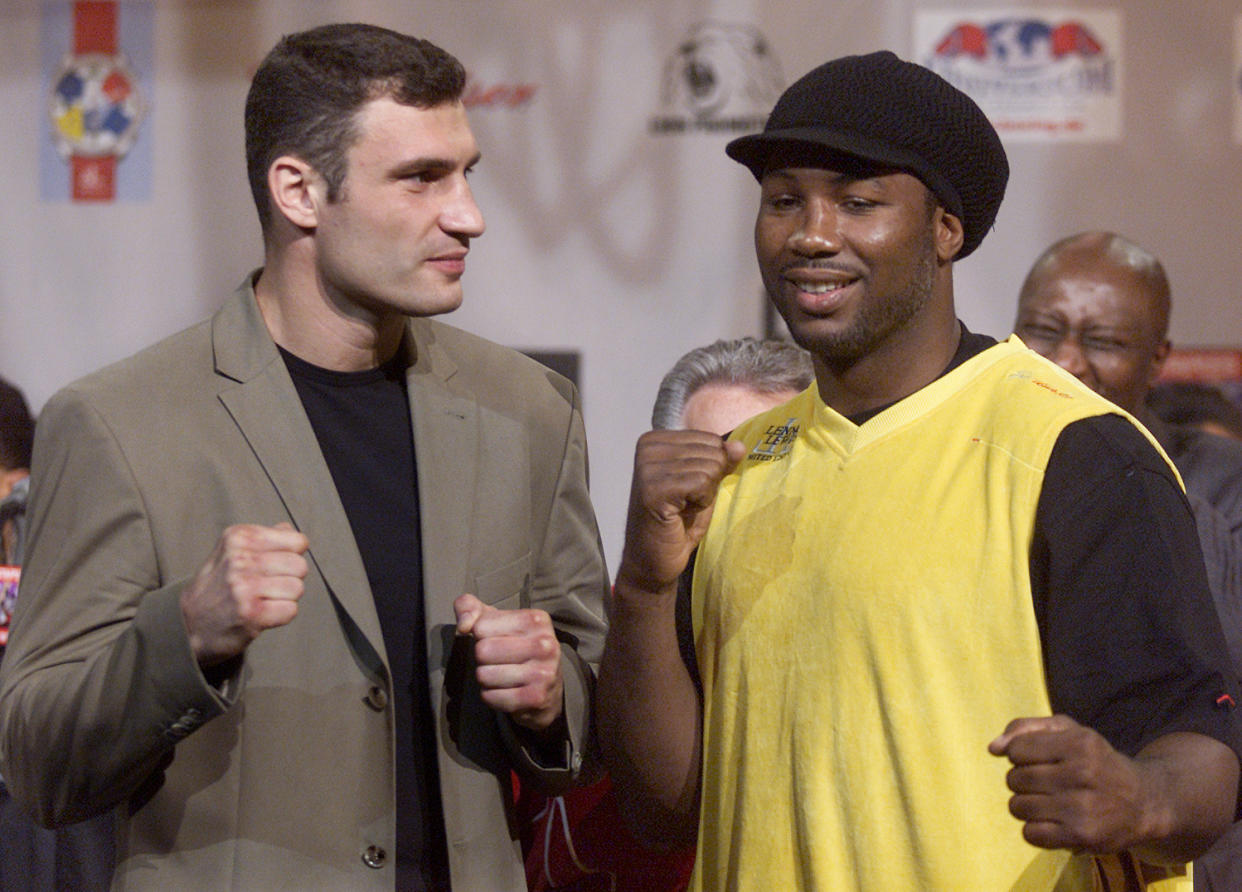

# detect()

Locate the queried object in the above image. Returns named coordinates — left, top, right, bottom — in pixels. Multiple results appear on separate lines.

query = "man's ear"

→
left=933, top=207, right=966, bottom=262
left=267, top=155, right=323, bottom=230
left=1148, top=338, right=1172, bottom=388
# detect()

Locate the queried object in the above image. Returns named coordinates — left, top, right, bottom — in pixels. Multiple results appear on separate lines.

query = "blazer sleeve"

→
left=0, top=387, right=231, bottom=826
left=499, top=381, right=608, bottom=792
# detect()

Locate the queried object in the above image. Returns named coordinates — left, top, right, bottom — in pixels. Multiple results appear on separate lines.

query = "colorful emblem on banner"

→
left=913, top=9, right=1122, bottom=142
left=650, top=22, right=783, bottom=135
left=41, top=1, right=154, bottom=202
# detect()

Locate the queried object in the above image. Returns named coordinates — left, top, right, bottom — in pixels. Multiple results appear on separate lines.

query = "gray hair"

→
left=652, top=337, right=815, bottom=429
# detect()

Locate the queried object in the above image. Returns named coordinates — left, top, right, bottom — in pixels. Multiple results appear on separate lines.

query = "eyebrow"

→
left=389, top=151, right=482, bottom=179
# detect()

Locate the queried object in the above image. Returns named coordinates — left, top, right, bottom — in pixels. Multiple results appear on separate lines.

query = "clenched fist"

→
left=181, top=522, right=309, bottom=666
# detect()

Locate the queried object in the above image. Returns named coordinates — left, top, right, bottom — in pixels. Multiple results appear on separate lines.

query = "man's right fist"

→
left=181, top=522, right=310, bottom=666
left=615, top=430, right=745, bottom=595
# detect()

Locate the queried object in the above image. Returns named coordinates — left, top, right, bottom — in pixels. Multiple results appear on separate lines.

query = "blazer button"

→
left=364, top=686, right=388, bottom=711
left=361, top=845, right=387, bottom=869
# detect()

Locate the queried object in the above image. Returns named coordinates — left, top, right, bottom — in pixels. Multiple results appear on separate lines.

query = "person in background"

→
left=651, top=337, right=815, bottom=435
left=1015, top=231, right=1242, bottom=538
left=1148, top=381, right=1242, bottom=443
left=1014, top=230, right=1242, bottom=890
left=0, top=379, right=34, bottom=573
left=0, top=376, right=115, bottom=892
left=600, top=51, right=1241, bottom=892
left=521, top=336, right=811, bottom=892
left=0, top=25, right=607, bottom=891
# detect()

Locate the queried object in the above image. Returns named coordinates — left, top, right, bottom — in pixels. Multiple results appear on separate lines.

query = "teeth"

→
left=796, top=281, right=850, bottom=294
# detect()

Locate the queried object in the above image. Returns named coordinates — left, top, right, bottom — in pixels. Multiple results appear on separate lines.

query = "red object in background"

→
left=74, top=1, right=116, bottom=54
left=0, top=565, right=20, bottom=649
left=70, top=1, right=119, bottom=201
left=516, top=773, right=695, bottom=892
left=934, top=23, right=989, bottom=59
left=102, top=68, right=132, bottom=102
left=1159, top=348, right=1242, bottom=384
left=72, top=156, right=116, bottom=201
left=1050, top=22, right=1103, bottom=58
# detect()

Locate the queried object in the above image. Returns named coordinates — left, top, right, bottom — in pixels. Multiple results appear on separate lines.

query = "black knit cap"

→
left=726, top=50, right=1008, bottom=259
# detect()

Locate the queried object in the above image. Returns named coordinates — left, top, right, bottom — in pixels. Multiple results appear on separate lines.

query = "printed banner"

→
left=913, top=8, right=1123, bottom=142
left=648, top=21, right=784, bottom=137
left=40, top=1, right=154, bottom=202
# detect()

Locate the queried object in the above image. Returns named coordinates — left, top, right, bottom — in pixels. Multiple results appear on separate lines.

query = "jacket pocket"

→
left=472, top=553, right=532, bottom=610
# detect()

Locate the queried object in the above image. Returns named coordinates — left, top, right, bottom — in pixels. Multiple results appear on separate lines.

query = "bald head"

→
left=1014, top=231, right=1171, bottom=415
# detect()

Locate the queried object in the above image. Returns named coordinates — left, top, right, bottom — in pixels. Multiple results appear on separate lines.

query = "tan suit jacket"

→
left=0, top=278, right=608, bottom=890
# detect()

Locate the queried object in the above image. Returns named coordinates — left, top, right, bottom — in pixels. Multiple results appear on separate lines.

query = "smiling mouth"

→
left=785, top=275, right=857, bottom=314
left=794, top=280, right=852, bottom=294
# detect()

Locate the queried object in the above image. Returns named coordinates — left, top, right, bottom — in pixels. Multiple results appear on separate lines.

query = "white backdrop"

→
left=3, top=0, right=1242, bottom=568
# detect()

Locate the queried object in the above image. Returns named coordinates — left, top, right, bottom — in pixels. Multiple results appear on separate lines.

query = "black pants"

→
left=0, top=784, right=114, bottom=892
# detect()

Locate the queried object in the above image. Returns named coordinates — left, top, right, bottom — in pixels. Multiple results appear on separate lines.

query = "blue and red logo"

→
left=919, top=14, right=1120, bottom=140
left=933, top=20, right=1104, bottom=68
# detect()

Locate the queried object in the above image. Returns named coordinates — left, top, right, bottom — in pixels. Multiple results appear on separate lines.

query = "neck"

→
left=254, top=243, right=404, bottom=372
left=814, top=300, right=961, bottom=418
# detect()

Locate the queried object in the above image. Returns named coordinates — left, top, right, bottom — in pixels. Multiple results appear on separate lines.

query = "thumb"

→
left=723, top=438, right=748, bottom=470
left=454, top=593, right=485, bottom=636
left=989, top=714, right=1072, bottom=755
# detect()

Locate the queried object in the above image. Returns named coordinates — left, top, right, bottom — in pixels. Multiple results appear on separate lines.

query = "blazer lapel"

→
left=211, top=284, right=388, bottom=671
left=405, top=320, right=479, bottom=625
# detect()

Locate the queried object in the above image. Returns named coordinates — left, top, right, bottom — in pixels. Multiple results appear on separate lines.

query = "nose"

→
left=788, top=198, right=841, bottom=256
left=442, top=178, right=485, bottom=239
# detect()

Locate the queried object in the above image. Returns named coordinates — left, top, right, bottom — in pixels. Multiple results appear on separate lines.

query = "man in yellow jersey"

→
left=598, top=52, right=1242, bottom=891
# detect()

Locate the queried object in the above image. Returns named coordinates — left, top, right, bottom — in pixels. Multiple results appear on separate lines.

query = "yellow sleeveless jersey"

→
left=690, top=337, right=1187, bottom=892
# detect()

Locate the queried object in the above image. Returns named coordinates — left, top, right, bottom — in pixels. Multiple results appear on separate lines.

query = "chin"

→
left=396, top=287, right=464, bottom=318
left=784, top=317, right=852, bottom=353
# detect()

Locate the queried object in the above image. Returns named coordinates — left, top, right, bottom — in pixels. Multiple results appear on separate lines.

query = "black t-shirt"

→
left=678, top=326, right=1242, bottom=777
left=283, top=347, right=450, bottom=891
left=1032, top=413, right=1239, bottom=757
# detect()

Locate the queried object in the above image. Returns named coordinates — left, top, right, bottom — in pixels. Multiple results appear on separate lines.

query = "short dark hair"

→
left=0, top=378, right=34, bottom=472
left=245, top=23, right=467, bottom=231
left=652, top=337, right=815, bottom=429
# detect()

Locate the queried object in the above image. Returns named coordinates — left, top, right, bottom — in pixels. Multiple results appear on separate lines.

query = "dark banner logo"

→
left=650, top=22, right=783, bottom=136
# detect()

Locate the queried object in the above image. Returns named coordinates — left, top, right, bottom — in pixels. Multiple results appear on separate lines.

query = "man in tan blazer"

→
left=0, top=24, right=608, bottom=891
